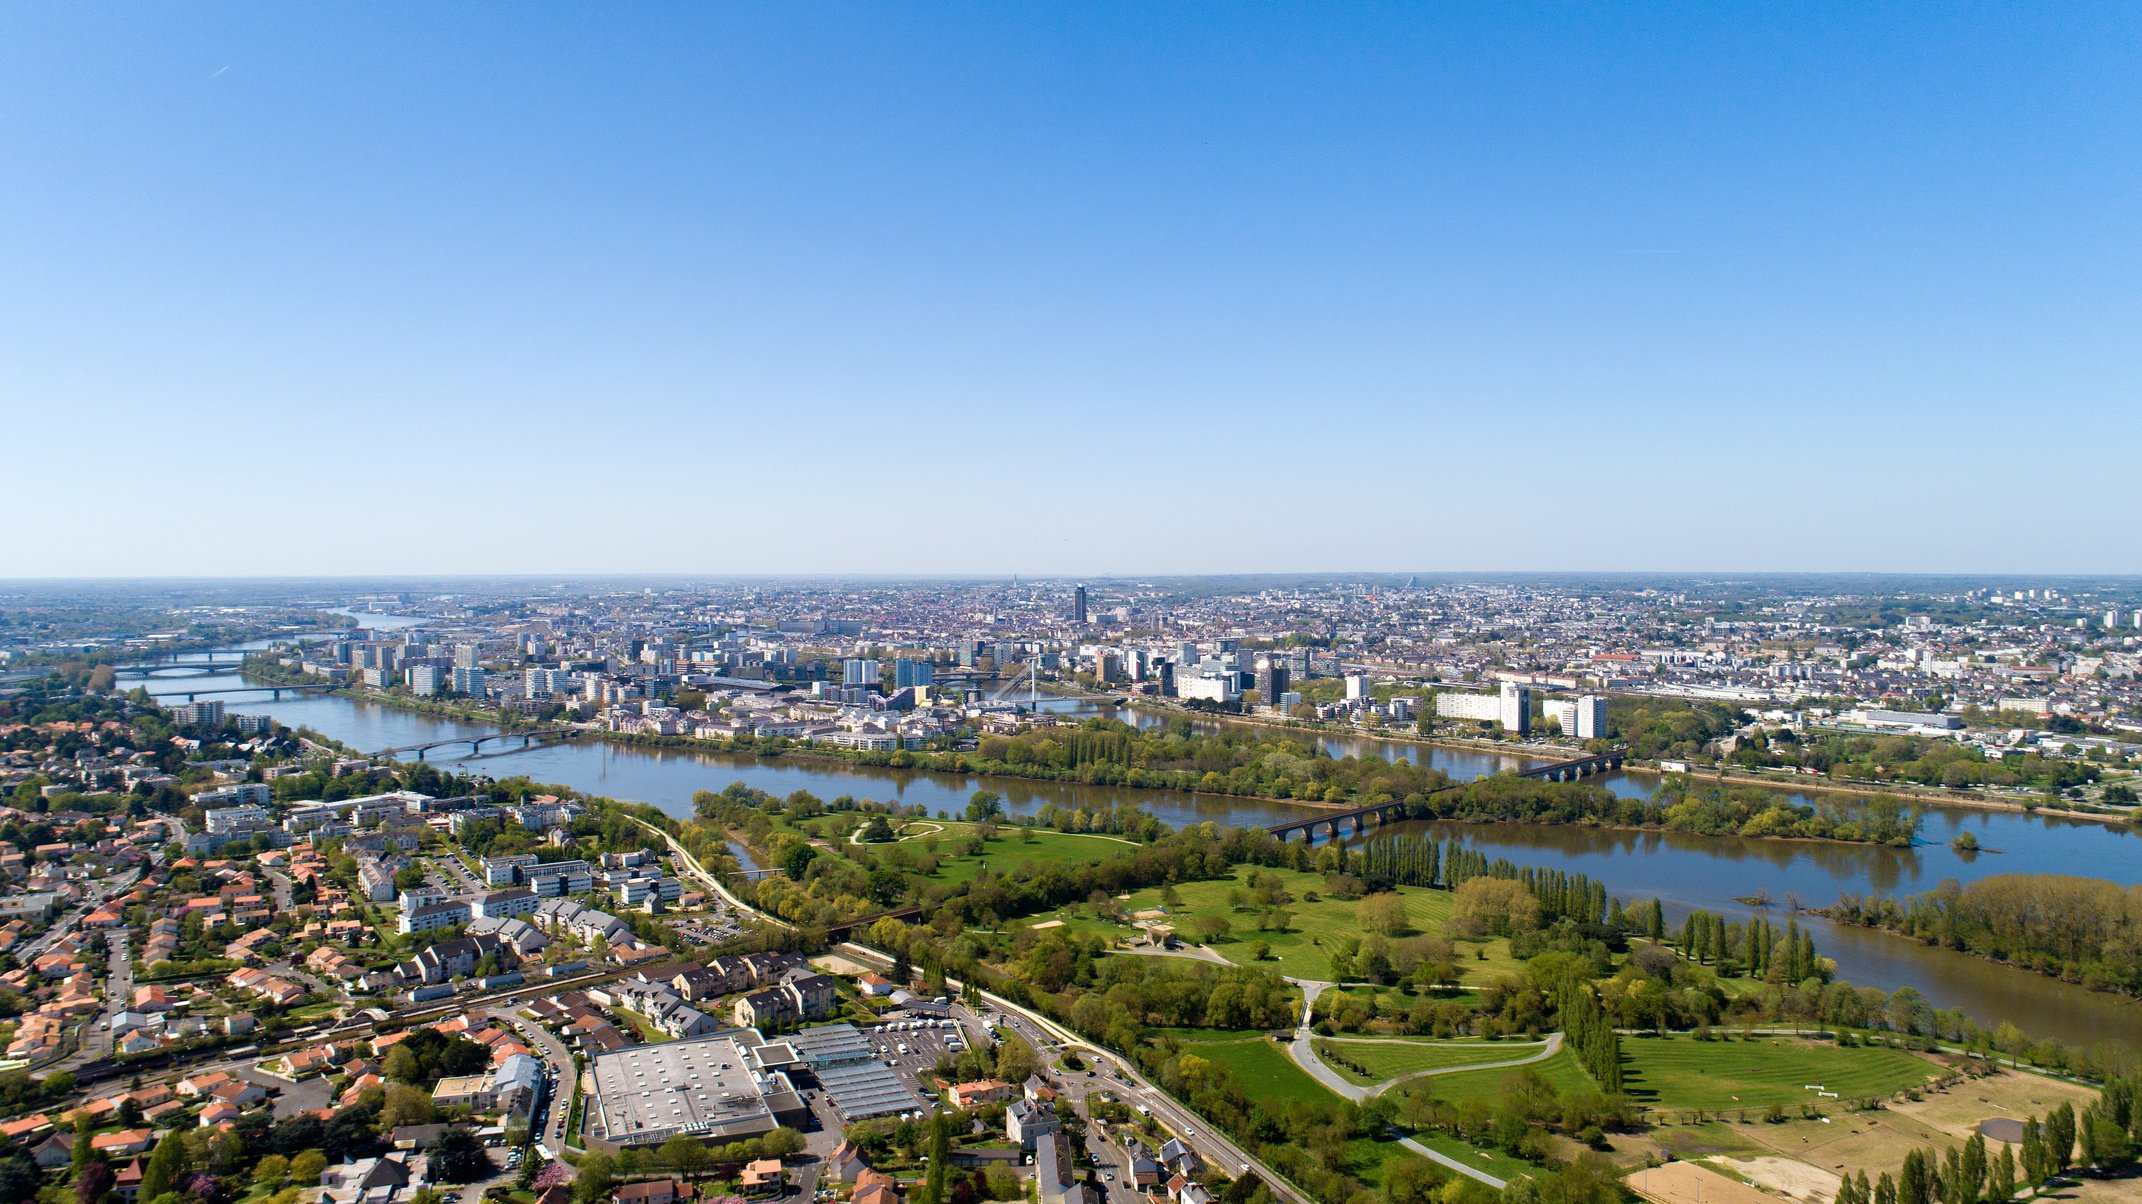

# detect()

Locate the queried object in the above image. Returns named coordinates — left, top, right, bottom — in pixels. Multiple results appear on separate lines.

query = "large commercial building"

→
left=168, top=700, right=227, bottom=727
left=523, top=667, right=570, bottom=697
left=583, top=1031, right=808, bottom=1153
left=1073, top=585, right=1088, bottom=625
left=1435, top=681, right=1530, bottom=735
left=893, top=659, right=934, bottom=689
left=1541, top=699, right=1577, bottom=736
left=1175, top=672, right=1238, bottom=703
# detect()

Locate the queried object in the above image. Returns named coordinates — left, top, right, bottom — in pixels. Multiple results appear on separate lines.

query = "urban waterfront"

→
left=136, top=644, right=2142, bottom=1048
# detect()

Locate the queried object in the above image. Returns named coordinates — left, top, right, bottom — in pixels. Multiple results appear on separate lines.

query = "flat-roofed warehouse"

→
left=583, top=1033, right=807, bottom=1153
left=814, top=1059, right=927, bottom=1121
left=779, top=1023, right=925, bottom=1121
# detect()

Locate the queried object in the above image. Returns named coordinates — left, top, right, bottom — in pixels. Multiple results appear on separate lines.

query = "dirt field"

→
left=1886, top=1067, right=2100, bottom=1144
left=2047, top=1172, right=2142, bottom=1204
left=1716, top=1156, right=1842, bottom=1203
left=1630, top=1161, right=1783, bottom=1204
left=1645, top=1066, right=2109, bottom=1202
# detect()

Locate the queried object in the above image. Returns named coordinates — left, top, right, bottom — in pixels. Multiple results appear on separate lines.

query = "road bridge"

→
left=1266, top=798, right=1412, bottom=844
left=115, top=661, right=242, bottom=678
left=370, top=728, right=578, bottom=760
left=1516, top=750, right=1623, bottom=781
left=156, top=684, right=337, bottom=702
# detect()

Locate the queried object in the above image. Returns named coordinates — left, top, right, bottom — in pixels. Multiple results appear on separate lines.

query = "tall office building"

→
left=1255, top=658, right=1290, bottom=711
left=1499, top=682, right=1532, bottom=737
left=894, top=659, right=934, bottom=689
left=1124, top=648, right=1148, bottom=683
left=1073, top=585, right=1088, bottom=625
left=1345, top=673, right=1370, bottom=702
left=843, top=658, right=880, bottom=689
left=1575, top=694, right=1608, bottom=740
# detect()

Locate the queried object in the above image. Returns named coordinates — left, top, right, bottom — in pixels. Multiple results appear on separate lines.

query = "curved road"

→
left=1285, top=978, right=1563, bottom=1188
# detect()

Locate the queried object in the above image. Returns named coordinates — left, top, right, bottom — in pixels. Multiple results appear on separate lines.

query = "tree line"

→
left=1830, top=874, right=2142, bottom=996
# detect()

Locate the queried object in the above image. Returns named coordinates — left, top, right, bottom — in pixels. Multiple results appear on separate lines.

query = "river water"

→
left=126, top=627, right=2142, bottom=1047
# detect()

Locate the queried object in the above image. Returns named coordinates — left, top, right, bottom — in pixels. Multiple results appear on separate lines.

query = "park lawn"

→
left=875, top=821, right=1135, bottom=886
left=1115, top=867, right=1519, bottom=981
left=1165, top=1029, right=1343, bottom=1108
left=1315, top=1037, right=1553, bottom=1085
left=1406, top=1047, right=1599, bottom=1106
left=1401, top=1132, right=1540, bottom=1184
left=1618, top=1034, right=1944, bottom=1112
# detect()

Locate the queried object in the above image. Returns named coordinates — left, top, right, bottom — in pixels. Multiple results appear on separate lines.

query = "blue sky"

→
left=2, top=4, right=2136, bottom=577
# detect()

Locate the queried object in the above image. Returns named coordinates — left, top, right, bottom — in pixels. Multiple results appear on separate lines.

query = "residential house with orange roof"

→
left=90, top=1129, right=153, bottom=1158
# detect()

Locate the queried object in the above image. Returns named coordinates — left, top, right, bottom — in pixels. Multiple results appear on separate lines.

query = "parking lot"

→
left=861, top=1014, right=971, bottom=1092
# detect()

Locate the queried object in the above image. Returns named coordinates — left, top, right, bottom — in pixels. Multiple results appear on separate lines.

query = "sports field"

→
left=1620, top=1034, right=1943, bottom=1111
left=1315, top=1037, right=1552, bottom=1085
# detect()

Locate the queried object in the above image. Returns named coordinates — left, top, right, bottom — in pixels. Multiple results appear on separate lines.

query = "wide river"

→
left=133, top=627, right=2142, bottom=1047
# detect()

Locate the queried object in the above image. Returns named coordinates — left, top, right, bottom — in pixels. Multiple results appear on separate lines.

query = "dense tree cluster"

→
left=1831, top=874, right=2142, bottom=995
left=1556, top=986, right=1623, bottom=1094
left=1602, top=698, right=1744, bottom=762
left=1664, top=910, right=1828, bottom=983
left=1401, top=775, right=1919, bottom=845
left=1729, top=730, right=2103, bottom=794
left=972, top=717, right=1457, bottom=804
left=380, top=1028, right=491, bottom=1085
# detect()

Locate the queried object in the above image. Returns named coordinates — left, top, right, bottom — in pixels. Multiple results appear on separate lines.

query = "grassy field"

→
left=1404, top=1046, right=1600, bottom=1105
left=1165, top=1029, right=1344, bottom=1108
left=851, top=819, right=1136, bottom=885
left=1097, top=866, right=1522, bottom=981
left=1404, top=1132, right=1540, bottom=1184
left=1620, top=1034, right=1944, bottom=1112
left=1165, top=1030, right=1544, bottom=1186
left=1315, top=1037, right=1552, bottom=1085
